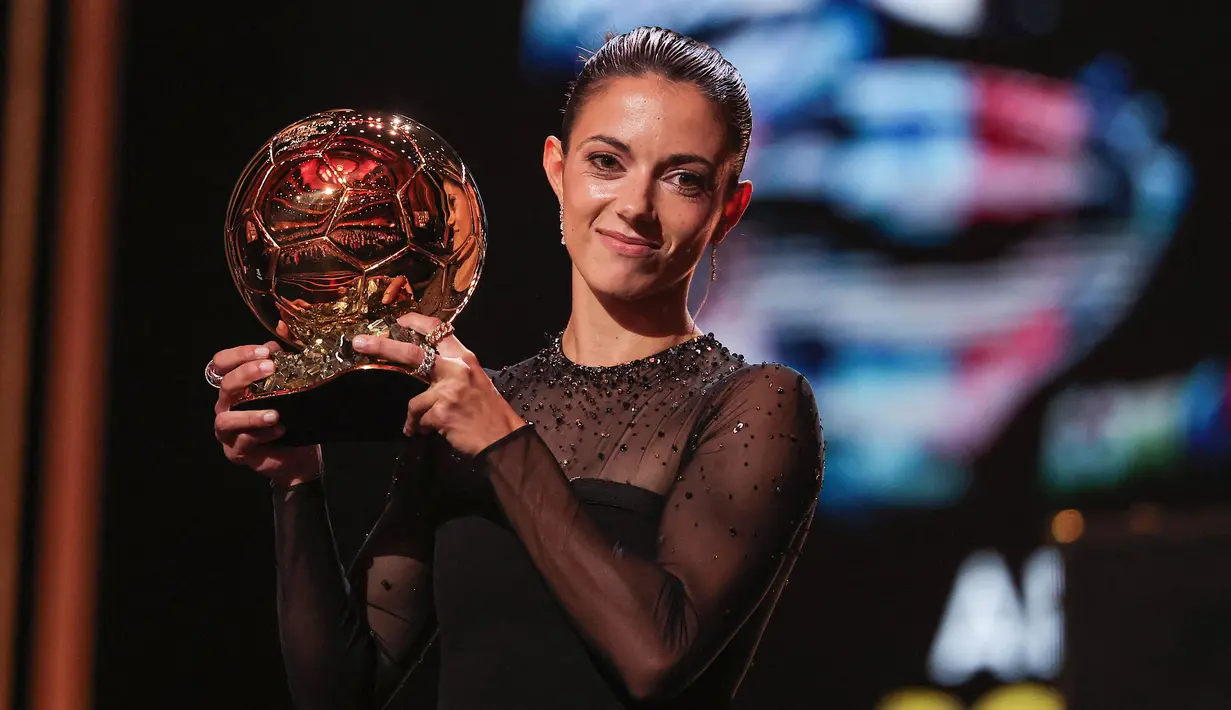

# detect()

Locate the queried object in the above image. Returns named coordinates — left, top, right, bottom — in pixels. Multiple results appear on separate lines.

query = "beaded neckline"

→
left=539, top=331, right=724, bottom=382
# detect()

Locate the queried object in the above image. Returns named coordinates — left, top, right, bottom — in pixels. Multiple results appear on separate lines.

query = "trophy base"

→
left=232, top=366, right=427, bottom=446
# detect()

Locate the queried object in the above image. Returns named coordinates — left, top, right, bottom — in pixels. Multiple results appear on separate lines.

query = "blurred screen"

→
left=520, top=2, right=1226, bottom=707
left=520, top=0, right=1222, bottom=516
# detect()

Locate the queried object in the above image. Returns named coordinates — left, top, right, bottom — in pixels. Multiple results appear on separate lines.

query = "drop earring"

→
left=694, top=245, right=718, bottom=320
left=559, top=206, right=565, bottom=245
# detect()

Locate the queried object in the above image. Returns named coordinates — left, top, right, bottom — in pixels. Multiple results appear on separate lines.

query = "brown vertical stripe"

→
left=0, top=0, right=50, bottom=701
left=28, top=0, right=122, bottom=708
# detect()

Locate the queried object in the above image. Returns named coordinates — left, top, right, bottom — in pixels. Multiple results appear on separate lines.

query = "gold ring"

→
left=425, top=321, right=454, bottom=348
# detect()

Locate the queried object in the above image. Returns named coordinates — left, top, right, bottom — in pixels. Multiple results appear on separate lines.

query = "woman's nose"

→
left=614, top=174, right=656, bottom=226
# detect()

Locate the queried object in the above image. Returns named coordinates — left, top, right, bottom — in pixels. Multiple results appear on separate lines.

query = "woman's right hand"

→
left=212, top=341, right=321, bottom=487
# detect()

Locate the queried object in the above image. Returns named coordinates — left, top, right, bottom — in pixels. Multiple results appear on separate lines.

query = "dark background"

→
left=8, top=1, right=1229, bottom=708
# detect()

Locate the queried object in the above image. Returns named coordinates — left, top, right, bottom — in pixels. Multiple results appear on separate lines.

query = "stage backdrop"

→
left=64, top=1, right=1228, bottom=708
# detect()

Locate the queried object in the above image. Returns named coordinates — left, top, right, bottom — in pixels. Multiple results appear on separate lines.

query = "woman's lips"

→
left=596, top=228, right=661, bottom=257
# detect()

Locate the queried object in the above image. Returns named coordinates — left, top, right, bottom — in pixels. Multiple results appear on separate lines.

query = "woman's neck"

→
left=562, top=269, right=702, bottom=367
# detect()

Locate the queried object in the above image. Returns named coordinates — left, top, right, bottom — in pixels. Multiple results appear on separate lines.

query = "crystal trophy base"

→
left=231, top=321, right=428, bottom=446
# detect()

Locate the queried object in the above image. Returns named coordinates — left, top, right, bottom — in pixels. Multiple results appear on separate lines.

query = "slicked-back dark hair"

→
left=561, top=26, right=753, bottom=182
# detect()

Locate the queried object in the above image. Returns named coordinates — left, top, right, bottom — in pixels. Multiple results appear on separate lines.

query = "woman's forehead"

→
left=573, top=75, right=727, bottom=159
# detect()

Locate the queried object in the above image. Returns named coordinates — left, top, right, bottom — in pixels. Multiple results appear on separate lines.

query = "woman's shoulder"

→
left=701, top=357, right=822, bottom=433
left=487, top=351, right=545, bottom=384
left=485, top=347, right=557, bottom=399
left=696, top=358, right=825, bottom=490
left=707, top=359, right=817, bottom=401
left=716, top=359, right=811, bottom=383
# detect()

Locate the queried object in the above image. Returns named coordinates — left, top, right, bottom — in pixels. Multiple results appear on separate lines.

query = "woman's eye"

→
left=671, top=172, right=708, bottom=194
left=588, top=153, right=620, bottom=171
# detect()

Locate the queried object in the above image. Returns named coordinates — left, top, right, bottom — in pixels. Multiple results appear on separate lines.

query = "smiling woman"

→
left=548, top=77, right=742, bottom=293
left=210, top=25, right=824, bottom=710
left=545, top=29, right=753, bottom=336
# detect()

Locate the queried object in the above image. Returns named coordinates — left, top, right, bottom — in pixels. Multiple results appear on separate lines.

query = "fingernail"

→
left=255, top=346, right=270, bottom=357
left=353, top=336, right=369, bottom=349
left=263, top=411, right=278, bottom=423
left=260, top=360, right=275, bottom=373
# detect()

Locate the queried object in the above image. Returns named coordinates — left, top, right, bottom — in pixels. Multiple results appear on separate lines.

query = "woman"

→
left=209, top=26, right=824, bottom=710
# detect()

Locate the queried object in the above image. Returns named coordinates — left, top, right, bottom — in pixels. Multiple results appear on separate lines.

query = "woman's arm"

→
left=477, top=364, right=824, bottom=701
left=272, top=437, right=438, bottom=709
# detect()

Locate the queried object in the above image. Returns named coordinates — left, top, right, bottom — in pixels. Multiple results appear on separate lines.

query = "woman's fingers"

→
left=215, top=409, right=285, bottom=460
left=216, top=359, right=275, bottom=413
left=215, top=408, right=280, bottom=437
left=213, top=342, right=280, bottom=413
left=236, top=426, right=287, bottom=447
left=352, top=334, right=429, bottom=368
left=221, top=358, right=275, bottom=395
left=211, top=342, right=277, bottom=376
left=275, top=321, right=305, bottom=348
left=395, top=312, right=465, bottom=359
left=382, top=275, right=409, bottom=304
left=228, top=429, right=287, bottom=461
left=404, top=389, right=438, bottom=436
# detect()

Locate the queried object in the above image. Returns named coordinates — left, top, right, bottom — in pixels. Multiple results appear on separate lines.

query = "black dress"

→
left=271, top=334, right=825, bottom=709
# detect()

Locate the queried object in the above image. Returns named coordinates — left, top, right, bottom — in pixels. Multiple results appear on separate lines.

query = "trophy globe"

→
left=223, top=108, right=486, bottom=444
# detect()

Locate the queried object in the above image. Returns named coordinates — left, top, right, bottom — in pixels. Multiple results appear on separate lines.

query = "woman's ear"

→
left=712, top=180, right=753, bottom=247
left=542, top=135, right=565, bottom=204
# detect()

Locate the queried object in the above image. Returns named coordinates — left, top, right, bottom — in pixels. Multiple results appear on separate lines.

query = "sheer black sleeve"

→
left=272, top=437, right=438, bottom=709
left=476, top=363, right=824, bottom=701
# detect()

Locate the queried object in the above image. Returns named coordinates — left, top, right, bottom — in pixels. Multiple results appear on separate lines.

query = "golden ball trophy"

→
left=223, top=109, right=485, bottom=445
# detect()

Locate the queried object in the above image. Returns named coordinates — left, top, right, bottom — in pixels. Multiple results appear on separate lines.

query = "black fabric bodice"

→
left=271, top=334, right=824, bottom=709
left=432, top=481, right=667, bottom=709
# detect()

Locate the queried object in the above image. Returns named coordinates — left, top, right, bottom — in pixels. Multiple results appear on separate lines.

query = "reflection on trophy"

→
left=224, top=109, right=486, bottom=444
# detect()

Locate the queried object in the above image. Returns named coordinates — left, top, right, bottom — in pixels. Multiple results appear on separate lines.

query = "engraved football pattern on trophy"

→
left=223, top=109, right=486, bottom=403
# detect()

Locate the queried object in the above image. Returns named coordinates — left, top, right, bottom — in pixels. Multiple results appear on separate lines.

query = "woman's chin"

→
left=586, top=271, right=660, bottom=303
left=576, top=250, right=688, bottom=303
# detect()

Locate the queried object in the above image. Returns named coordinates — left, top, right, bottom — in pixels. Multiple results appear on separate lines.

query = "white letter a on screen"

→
left=926, top=548, right=1062, bottom=686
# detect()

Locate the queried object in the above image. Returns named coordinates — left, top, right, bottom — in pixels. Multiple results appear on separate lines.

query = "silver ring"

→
left=411, top=344, right=437, bottom=380
left=204, top=360, right=224, bottom=388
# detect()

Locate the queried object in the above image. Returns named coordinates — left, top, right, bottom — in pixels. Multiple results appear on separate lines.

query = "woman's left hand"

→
left=351, top=313, right=527, bottom=456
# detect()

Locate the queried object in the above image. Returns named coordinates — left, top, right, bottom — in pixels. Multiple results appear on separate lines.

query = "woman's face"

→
left=442, top=178, right=480, bottom=291
left=544, top=74, right=751, bottom=302
left=442, top=178, right=474, bottom=248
